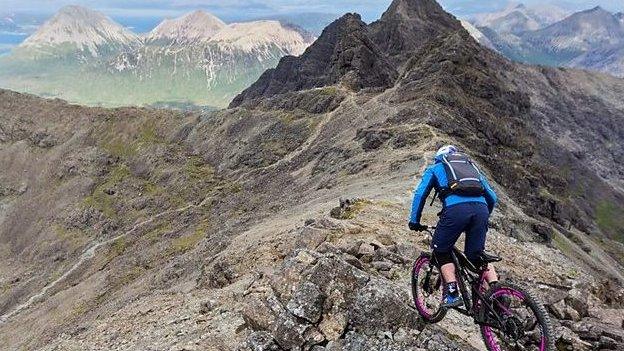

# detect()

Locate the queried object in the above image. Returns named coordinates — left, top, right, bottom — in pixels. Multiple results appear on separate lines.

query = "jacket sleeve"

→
left=409, top=166, right=435, bottom=223
left=481, top=176, right=498, bottom=214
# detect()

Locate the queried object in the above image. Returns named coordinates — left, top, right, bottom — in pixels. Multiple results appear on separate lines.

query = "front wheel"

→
left=480, top=282, right=555, bottom=351
left=411, top=253, right=446, bottom=323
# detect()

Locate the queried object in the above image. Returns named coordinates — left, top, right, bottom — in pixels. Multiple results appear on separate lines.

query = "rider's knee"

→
left=433, top=251, right=453, bottom=267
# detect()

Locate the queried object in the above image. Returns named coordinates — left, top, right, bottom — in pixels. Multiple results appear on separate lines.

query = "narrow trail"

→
left=231, top=91, right=357, bottom=185
left=270, top=95, right=353, bottom=168
left=0, top=93, right=352, bottom=325
left=0, top=199, right=208, bottom=324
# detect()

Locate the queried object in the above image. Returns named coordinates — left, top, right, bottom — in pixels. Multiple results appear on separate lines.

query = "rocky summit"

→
left=1, top=0, right=623, bottom=350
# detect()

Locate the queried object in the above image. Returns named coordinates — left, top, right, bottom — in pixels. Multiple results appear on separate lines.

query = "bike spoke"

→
left=524, top=316, right=538, bottom=331
left=483, top=287, right=549, bottom=351
left=514, top=341, right=527, bottom=351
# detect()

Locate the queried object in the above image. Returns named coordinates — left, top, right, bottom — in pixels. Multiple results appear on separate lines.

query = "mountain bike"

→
left=411, top=226, right=554, bottom=351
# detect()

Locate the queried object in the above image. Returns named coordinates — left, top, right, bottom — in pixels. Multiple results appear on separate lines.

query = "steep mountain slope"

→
left=230, top=14, right=398, bottom=105
left=571, top=44, right=624, bottom=78
left=1, top=0, right=623, bottom=350
left=111, top=17, right=313, bottom=108
left=0, top=7, right=314, bottom=109
left=523, top=7, right=624, bottom=57
left=209, top=21, right=311, bottom=54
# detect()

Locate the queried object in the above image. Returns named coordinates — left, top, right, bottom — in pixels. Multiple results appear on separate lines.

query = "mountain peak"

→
left=57, top=5, right=97, bottom=17
left=181, top=10, right=225, bottom=27
left=231, top=0, right=468, bottom=106
left=230, top=12, right=398, bottom=107
left=147, top=10, right=226, bottom=44
left=381, top=0, right=452, bottom=20
left=20, top=5, right=138, bottom=56
left=370, top=0, right=461, bottom=61
left=524, top=5, right=624, bottom=55
left=579, top=6, right=612, bottom=17
left=565, top=5, right=620, bottom=24
left=471, top=3, right=568, bottom=32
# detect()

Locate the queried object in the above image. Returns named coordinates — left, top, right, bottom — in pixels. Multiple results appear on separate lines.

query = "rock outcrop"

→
left=369, top=0, right=462, bottom=63
left=239, top=249, right=479, bottom=351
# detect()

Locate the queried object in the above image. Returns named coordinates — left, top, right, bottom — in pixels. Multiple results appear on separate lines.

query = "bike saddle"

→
left=478, top=251, right=502, bottom=263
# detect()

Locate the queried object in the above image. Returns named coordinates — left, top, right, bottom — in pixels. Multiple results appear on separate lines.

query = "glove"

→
left=408, top=222, right=428, bottom=232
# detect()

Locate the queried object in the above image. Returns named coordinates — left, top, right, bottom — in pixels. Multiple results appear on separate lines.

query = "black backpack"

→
left=439, top=153, right=485, bottom=199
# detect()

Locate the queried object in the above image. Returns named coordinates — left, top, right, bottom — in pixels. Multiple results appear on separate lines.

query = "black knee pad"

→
left=433, top=251, right=453, bottom=267
left=468, top=257, right=483, bottom=267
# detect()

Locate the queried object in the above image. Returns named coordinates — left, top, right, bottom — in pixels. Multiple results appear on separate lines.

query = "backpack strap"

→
left=441, top=154, right=458, bottom=182
left=469, top=159, right=483, bottom=177
left=429, top=189, right=438, bottom=206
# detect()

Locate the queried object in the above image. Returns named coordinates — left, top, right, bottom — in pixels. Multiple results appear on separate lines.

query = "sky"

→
left=0, top=0, right=622, bottom=47
left=2, top=0, right=623, bottom=23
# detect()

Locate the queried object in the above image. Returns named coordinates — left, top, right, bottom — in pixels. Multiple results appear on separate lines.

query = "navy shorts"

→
left=431, top=202, right=490, bottom=261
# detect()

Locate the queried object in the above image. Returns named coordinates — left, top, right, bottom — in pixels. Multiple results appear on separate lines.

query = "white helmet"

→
left=435, top=145, right=458, bottom=158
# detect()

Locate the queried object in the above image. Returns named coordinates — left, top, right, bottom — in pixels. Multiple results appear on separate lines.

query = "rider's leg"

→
left=464, top=202, right=497, bottom=284
left=433, top=251, right=457, bottom=283
left=432, top=204, right=471, bottom=307
left=431, top=204, right=468, bottom=283
left=434, top=252, right=463, bottom=307
left=440, top=262, right=457, bottom=283
left=484, top=266, right=499, bottom=284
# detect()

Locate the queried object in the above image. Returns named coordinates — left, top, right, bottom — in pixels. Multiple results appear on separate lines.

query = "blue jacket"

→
left=409, top=155, right=498, bottom=223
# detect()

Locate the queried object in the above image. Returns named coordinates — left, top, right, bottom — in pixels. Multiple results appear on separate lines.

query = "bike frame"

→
left=450, top=248, right=505, bottom=327
left=425, top=228, right=507, bottom=329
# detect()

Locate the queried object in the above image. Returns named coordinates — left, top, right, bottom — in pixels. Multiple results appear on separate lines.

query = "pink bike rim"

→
left=413, top=257, right=434, bottom=319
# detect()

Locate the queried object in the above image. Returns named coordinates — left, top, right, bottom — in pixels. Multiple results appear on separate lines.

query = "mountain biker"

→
left=408, top=145, right=499, bottom=308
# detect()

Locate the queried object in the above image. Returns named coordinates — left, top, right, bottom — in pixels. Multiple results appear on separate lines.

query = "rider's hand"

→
left=408, top=222, right=428, bottom=232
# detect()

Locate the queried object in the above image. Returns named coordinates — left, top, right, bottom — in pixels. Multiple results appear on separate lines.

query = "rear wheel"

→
left=480, top=282, right=554, bottom=351
left=411, top=253, right=446, bottom=323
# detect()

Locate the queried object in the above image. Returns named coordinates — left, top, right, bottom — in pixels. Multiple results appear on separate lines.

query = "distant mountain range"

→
left=471, top=3, right=569, bottom=34
left=468, top=4, right=624, bottom=78
left=0, top=6, right=315, bottom=109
